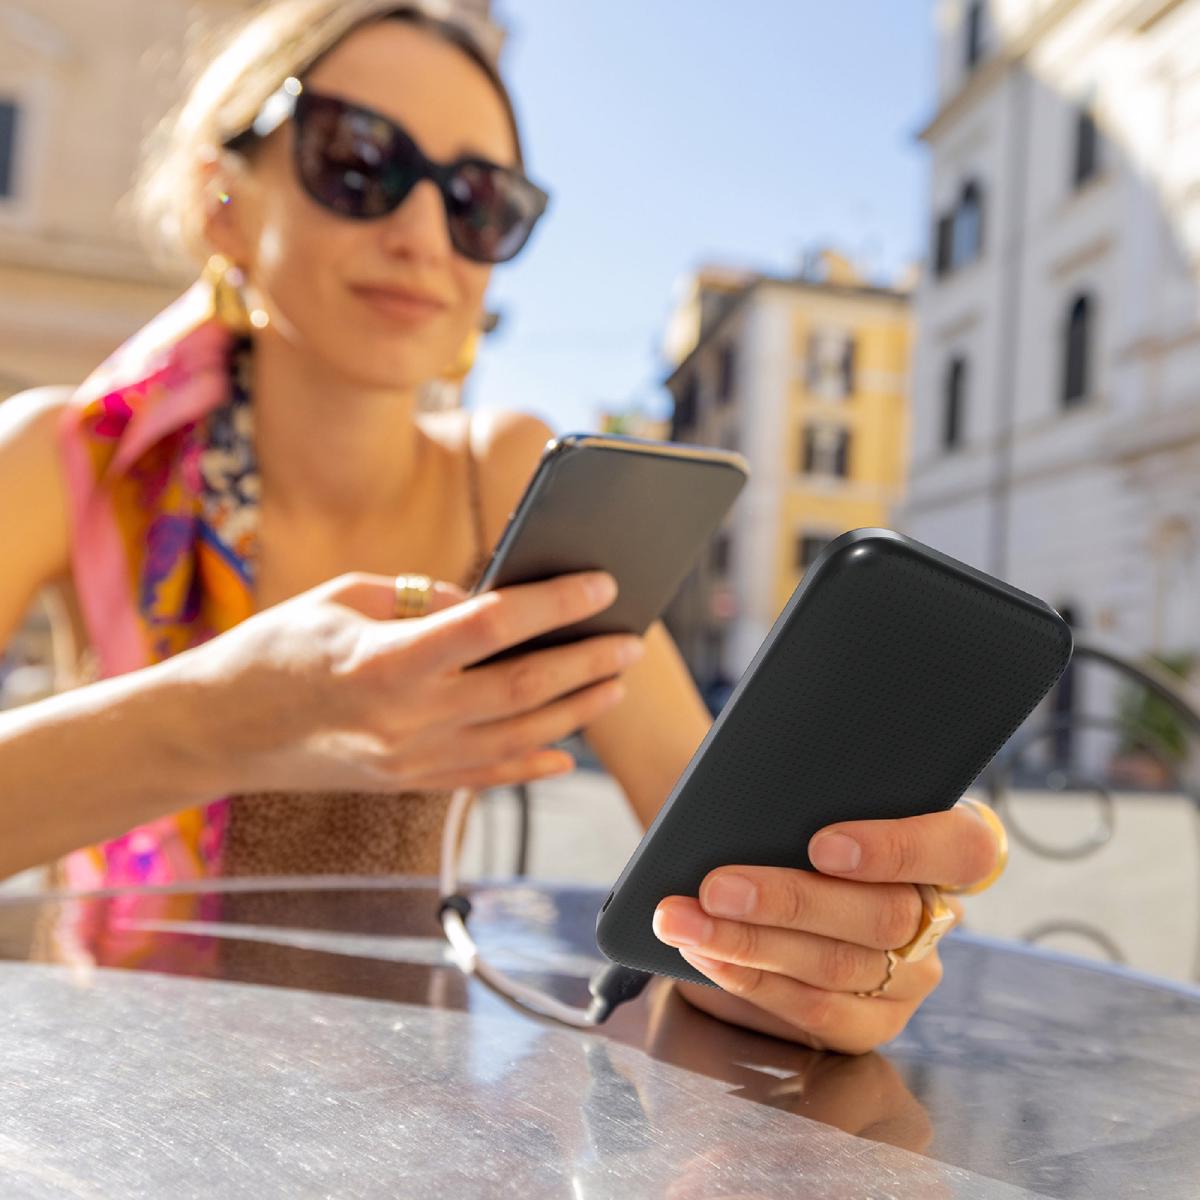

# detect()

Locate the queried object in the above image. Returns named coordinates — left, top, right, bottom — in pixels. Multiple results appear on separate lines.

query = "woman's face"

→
left=216, top=20, right=517, bottom=389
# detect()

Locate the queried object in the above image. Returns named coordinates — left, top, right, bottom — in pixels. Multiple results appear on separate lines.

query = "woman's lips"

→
left=349, top=284, right=449, bottom=325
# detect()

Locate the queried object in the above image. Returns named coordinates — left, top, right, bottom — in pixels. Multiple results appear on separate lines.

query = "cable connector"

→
left=585, top=962, right=653, bottom=1024
left=437, top=892, right=473, bottom=922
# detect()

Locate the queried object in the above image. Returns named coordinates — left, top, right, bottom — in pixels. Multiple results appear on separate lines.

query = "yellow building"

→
left=662, top=254, right=912, bottom=695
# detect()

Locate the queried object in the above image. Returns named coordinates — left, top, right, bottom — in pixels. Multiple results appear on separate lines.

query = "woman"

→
left=0, top=0, right=1002, bottom=1053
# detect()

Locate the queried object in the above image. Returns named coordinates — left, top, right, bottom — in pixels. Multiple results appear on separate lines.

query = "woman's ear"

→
left=197, top=145, right=252, bottom=265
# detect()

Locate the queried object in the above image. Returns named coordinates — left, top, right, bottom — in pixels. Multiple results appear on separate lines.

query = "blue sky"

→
left=466, top=0, right=937, bottom=433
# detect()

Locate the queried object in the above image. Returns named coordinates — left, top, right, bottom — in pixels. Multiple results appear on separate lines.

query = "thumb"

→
left=320, top=572, right=468, bottom=622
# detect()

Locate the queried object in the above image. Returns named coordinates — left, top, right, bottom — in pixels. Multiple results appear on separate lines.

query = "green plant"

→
left=1117, top=652, right=1197, bottom=760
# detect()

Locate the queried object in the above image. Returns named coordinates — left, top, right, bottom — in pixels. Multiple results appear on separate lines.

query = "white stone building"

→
left=902, top=0, right=1200, bottom=752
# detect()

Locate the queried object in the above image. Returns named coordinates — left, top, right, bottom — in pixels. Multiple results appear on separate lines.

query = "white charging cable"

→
left=438, top=786, right=651, bottom=1027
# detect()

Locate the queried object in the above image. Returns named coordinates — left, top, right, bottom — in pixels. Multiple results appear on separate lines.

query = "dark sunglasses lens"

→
left=444, top=162, right=543, bottom=263
left=293, top=95, right=418, bottom=218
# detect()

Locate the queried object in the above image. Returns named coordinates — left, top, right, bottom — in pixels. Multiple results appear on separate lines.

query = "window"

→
left=943, top=357, right=967, bottom=451
left=1073, top=106, right=1098, bottom=188
left=0, top=100, right=19, bottom=199
left=716, top=343, right=737, bottom=406
left=805, top=329, right=855, bottom=399
left=933, top=180, right=985, bottom=280
left=952, top=180, right=983, bottom=266
left=965, top=1, right=985, bottom=71
left=934, top=213, right=954, bottom=278
left=1062, top=293, right=1092, bottom=408
left=795, top=534, right=833, bottom=573
left=673, top=375, right=698, bottom=434
left=711, top=533, right=731, bottom=575
left=800, top=423, right=851, bottom=478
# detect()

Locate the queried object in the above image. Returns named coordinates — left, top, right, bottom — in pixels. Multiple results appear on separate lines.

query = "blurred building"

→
left=0, top=0, right=501, bottom=400
left=661, top=254, right=912, bottom=694
left=903, top=0, right=1200, bottom=677
left=0, top=0, right=502, bottom=701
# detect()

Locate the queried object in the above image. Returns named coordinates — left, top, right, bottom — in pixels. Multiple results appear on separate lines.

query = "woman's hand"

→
left=170, top=569, right=643, bottom=797
left=651, top=803, right=1000, bottom=1055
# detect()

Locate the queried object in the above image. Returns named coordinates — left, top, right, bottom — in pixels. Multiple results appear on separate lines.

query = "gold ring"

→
left=892, top=883, right=957, bottom=964
left=393, top=574, right=433, bottom=620
left=855, top=949, right=900, bottom=998
left=941, top=797, right=1009, bottom=896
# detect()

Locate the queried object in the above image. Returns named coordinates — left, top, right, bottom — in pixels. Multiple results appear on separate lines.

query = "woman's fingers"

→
left=447, top=634, right=644, bottom=722
left=316, top=571, right=466, bottom=620
left=653, top=895, right=938, bottom=999
left=408, top=748, right=576, bottom=794
left=674, top=956, right=924, bottom=1056
left=412, top=571, right=619, bottom=670
left=683, top=865, right=924, bottom=951
left=807, top=802, right=1001, bottom=890
left=448, top=677, right=625, bottom=771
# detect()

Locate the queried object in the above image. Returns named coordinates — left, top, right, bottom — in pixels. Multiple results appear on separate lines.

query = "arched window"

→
left=1062, top=293, right=1093, bottom=407
left=953, top=180, right=984, bottom=267
left=1073, top=105, right=1098, bottom=188
left=943, top=357, right=967, bottom=451
left=965, top=1, right=985, bottom=70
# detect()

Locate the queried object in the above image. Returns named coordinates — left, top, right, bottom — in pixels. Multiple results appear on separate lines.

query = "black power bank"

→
left=595, top=528, right=1073, bottom=986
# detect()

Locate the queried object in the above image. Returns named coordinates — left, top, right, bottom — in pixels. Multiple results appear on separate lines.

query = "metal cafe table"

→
left=0, top=876, right=1197, bottom=1198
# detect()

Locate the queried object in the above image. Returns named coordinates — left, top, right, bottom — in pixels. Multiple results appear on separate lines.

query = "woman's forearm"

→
left=585, top=621, right=712, bottom=830
left=0, top=659, right=221, bottom=879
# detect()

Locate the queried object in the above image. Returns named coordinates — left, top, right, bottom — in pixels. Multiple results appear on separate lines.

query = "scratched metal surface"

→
left=0, top=878, right=1197, bottom=1199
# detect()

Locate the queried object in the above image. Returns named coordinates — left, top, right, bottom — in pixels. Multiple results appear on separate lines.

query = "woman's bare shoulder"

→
left=0, top=386, right=76, bottom=645
left=0, top=386, right=75, bottom=440
left=458, top=409, right=556, bottom=541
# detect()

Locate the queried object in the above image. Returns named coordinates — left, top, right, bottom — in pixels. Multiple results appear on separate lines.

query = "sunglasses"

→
left=224, top=77, right=549, bottom=264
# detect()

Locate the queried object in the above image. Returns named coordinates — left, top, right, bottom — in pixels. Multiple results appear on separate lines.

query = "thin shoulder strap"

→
left=464, top=410, right=489, bottom=566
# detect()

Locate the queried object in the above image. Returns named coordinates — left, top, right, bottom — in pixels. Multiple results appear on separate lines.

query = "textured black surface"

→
left=471, top=437, right=746, bottom=663
left=595, top=529, right=1074, bottom=986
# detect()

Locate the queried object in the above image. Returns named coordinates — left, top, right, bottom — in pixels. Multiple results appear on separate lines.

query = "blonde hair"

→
left=134, top=0, right=518, bottom=268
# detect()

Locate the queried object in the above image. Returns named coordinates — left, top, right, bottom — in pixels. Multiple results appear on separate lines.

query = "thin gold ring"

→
left=855, top=949, right=900, bottom=998
left=941, top=797, right=1009, bottom=896
left=393, top=574, right=433, bottom=620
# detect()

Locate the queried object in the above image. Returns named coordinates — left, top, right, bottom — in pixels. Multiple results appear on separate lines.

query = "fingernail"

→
left=653, top=903, right=712, bottom=948
left=702, top=874, right=756, bottom=918
left=810, top=832, right=862, bottom=873
left=617, top=638, right=645, bottom=666
left=586, top=573, right=617, bottom=605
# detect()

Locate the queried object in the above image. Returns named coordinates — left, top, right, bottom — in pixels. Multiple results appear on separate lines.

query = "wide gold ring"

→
left=892, top=883, right=957, bottom=964
left=393, top=574, right=433, bottom=620
left=941, top=797, right=1009, bottom=897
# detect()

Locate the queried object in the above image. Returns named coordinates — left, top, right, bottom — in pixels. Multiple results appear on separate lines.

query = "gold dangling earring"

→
left=204, top=254, right=252, bottom=334
left=444, top=327, right=480, bottom=382
left=203, top=253, right=270, bottom=334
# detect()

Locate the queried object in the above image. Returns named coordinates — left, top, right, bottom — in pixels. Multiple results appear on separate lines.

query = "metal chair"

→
left=983, top=635, right=1200, bottom=980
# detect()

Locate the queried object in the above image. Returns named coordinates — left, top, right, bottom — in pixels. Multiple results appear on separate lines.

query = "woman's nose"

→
left=380, top=178, right=454, bottom=262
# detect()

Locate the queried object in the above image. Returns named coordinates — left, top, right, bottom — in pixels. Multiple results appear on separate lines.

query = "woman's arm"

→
left=0, top=388, right=73, bottom=655
left=0, top=656, right=223, bottom=878
left=580, top=619, right=710, bottom=828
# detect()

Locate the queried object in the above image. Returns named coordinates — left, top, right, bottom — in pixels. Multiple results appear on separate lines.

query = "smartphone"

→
left=469, top=433, right=748, bottom=663
left=594, top=528, right=1074, bottom=985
